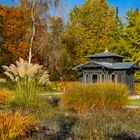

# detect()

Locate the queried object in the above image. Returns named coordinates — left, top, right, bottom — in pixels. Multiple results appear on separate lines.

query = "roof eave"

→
left=85, top=56, right=126, bottom=59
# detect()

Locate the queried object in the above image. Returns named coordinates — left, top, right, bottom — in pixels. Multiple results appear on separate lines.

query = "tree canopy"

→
left=110, top=9, right=140, bottom=81
left=0, top=0, right=140, bottom=81
left=64, top=0, right=118, bottom=65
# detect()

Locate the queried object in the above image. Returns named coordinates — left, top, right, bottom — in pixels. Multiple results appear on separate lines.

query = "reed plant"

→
left=62, top=82, right=129, bottom=113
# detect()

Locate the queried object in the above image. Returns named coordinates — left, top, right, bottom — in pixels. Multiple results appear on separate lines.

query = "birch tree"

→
left=19, top=0, right=61, bottom=64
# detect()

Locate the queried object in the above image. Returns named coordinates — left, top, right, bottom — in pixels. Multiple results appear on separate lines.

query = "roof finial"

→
left=104, top=48, right=109, bottom=53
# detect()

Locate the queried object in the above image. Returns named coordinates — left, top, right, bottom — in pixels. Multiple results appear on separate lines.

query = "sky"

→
left=0, top=0, right=140, bottom=18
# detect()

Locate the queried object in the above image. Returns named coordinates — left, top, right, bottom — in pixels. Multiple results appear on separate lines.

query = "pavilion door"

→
left=92, top=74, right=98, bottom=83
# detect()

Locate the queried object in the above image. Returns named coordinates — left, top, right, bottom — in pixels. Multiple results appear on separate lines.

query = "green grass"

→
left=37, top=85, right=60, bottom=94
left=129, top=99, right=140, bottom=106
left=10, top=78, right=52, bottom=109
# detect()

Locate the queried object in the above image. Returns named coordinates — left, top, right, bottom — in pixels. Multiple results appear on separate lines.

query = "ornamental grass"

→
left=2, top=58, right=50, bottom=85
left=10, top=79, right=51, bottom=109
left=0, top=88, right=13, bottom=104
left=0, top=111, right=38, bottom=140
left=62, top=82, right=129, bottom=113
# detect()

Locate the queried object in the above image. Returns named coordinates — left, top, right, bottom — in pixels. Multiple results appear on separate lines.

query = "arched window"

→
left=111, top=74, right=117, bottom=83
left=101, top=74, right=105, bottom=82
left=92, top=74, right=98, bottom=83
left=86, top=74, right=90, bottom=83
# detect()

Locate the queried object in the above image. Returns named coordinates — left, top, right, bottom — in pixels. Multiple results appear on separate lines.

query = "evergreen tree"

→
left=110, top=9, right=140, bottom=81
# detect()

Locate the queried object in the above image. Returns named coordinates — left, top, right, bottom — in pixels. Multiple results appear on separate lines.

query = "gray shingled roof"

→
left=74, top=61, right=138, bottom=70
left=94, top=61, right=136, bottom=69
left=73, top=64, right=84, bottom=70
left=85, top=52, right=125, bottom=58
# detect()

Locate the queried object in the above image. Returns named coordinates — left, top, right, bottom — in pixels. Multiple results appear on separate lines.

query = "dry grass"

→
left=0, top=88, right=13, bottom=104
left=62, top=82, right=129, bottom=113
left=135, top=82, right=140, bottom=94
left=0, top=110, right=39, bottom=140
left=72, top=109, right=140, bottom=140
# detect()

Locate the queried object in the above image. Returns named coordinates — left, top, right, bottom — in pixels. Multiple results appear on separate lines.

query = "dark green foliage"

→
left=49, top=71, right=60, bottom=81
left=110, top=9, right=140, bottom=81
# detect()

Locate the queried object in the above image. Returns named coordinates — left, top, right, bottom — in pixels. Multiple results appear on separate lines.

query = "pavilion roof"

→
left=85, top=50, right=125, bottom=59
left=74, top=61, right=139, bottom=70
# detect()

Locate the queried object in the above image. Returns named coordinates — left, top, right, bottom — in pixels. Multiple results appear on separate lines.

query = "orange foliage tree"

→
left=0, top=5, right=45, bottom=65
left=0, top=5, right=29, bottom=62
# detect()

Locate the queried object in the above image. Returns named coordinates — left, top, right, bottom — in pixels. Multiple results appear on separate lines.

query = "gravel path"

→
left=39, top=92, right=63, bottom=96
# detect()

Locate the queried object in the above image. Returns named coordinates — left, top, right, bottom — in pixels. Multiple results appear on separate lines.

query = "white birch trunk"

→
left=28, top=0, right=35, bottom=64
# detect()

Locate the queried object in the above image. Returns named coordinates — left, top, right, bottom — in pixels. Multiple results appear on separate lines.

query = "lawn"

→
left=128, top=82, right=140, bottom=106
left=130, top=99, right=140, bottom=106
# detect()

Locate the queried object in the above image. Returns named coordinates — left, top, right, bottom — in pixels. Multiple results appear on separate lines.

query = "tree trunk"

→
left=28, top=0, right=35, bottom=64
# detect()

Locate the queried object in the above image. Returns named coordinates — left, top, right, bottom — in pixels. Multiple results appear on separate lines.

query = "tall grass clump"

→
left=11, top=78, right=37, bottom=107
left=2, top=58, right=51, bottom=109
left=0, top=111, right=38, bottom=140
left=11, top=78, right=52, bottom=109
left=62, top=82, right=129, bottom=113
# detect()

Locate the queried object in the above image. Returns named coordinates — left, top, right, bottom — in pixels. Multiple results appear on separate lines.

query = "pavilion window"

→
left=92, top=74, right=98, bottom=83
left=86, top=74, right=90, bottom=83
left=111, top=74, right=117, bottom=83
left=101, top=73, right=105, bottom=82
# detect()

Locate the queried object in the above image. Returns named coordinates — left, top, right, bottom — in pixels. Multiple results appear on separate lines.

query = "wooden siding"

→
left=80, top=69, right=135, bottom=94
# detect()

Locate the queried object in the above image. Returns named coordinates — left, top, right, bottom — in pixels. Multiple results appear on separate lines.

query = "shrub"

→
left=0, top=88, right=12, bottom=104
left=0, top=111, right=39, bottom=140
left=62, top=82, right=129, bottom=113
